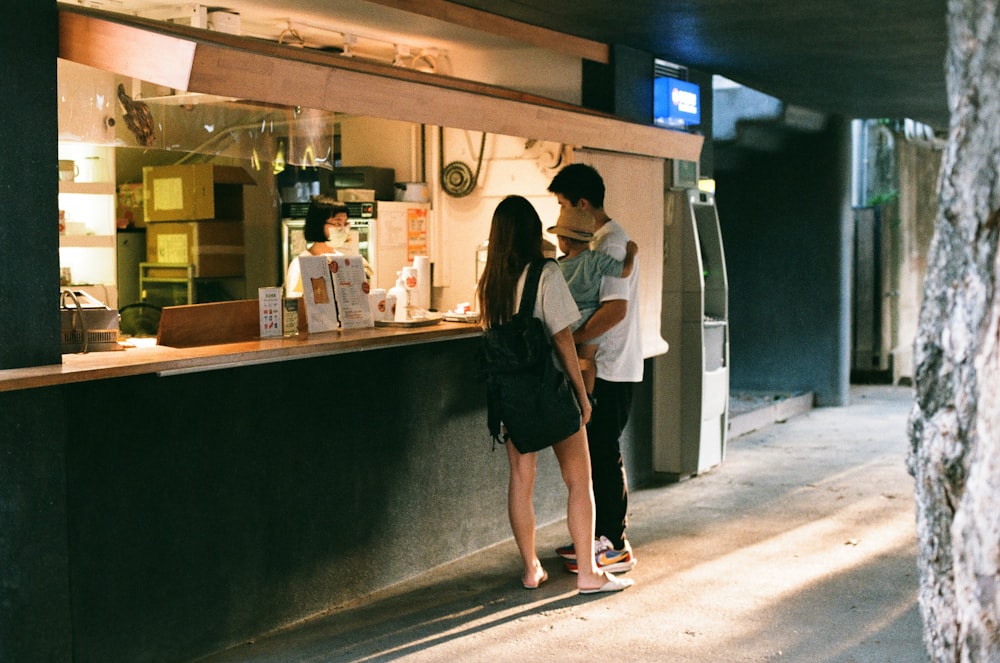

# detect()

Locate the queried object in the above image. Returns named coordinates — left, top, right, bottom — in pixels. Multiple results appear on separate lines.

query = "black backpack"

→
left=480, top=259, right=582, bottom=453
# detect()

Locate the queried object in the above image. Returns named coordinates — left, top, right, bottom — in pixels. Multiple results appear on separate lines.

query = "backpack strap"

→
left=517, top=258, right=549, bottom=318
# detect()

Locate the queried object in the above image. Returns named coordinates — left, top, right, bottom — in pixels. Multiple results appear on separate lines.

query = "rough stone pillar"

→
left=908, top=0, right=1000, bottom=660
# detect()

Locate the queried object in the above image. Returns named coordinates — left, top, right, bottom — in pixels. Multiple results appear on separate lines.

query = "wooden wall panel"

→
left=59, top=10, right=194, bottom=91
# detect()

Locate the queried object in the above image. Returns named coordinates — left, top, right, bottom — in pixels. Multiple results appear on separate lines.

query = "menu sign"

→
left=406, top=207, right=429, bottom=261
left=298, top=255, right=339, bottom=333
left=328, top=255, right=374, bottom=329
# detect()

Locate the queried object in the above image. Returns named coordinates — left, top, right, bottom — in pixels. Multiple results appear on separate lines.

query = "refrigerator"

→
left=368, top=201, right=432, bottom=292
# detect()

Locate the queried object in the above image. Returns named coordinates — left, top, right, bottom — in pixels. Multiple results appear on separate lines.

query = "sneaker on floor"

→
left=555, top=542, right=578, bottom=560
left=555, top=535, right=612, bottom=561
left=564, top=536, right=636, bottom=574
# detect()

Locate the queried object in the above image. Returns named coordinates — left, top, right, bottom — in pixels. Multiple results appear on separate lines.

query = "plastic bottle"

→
left=387, top=271, right=409, bottom=322
left=282, top=298, right=299, bottom=336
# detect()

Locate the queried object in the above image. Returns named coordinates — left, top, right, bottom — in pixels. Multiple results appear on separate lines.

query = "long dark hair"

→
left=477, top=195, right=544, bottom=328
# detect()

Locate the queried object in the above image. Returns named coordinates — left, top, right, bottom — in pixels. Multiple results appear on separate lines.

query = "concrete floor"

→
left=198, top=385, right=928, bottom=663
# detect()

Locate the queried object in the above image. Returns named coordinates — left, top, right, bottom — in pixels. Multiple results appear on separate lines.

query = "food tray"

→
left=374, top=313, right=443, bottom=328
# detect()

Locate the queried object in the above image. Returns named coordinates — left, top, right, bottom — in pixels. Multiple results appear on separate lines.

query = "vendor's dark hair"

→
left=303, top=196, right=348, bottom=242
left=548, top=163, right=606, bottom=209
left=477, top=195, right=543, bottom=328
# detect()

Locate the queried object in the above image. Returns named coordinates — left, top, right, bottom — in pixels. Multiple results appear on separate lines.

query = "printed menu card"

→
left=328, top=254, right=374, bottom=329
left=298, top=255, right=339, bottom=333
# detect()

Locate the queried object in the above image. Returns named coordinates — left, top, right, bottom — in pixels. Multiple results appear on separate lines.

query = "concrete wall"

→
left=714, top=118, right=853, bottom=406
left=1, top=337, right=575, bottom=662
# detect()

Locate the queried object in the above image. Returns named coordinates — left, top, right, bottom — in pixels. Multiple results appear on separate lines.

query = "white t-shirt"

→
left=513, top=260, right=580, bottom=339
left=284, top=249, right=315, bottom=298
left=285, top=244, right=370, bottom=298
left=592, top=220, right=643, bottom=383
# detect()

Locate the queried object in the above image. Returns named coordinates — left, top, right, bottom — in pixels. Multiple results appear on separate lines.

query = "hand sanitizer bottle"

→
left=387, top=272, right=409, bottom=322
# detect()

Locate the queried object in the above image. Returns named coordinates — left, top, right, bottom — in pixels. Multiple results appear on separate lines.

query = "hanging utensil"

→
left=440, top=128, right=487, bottom=198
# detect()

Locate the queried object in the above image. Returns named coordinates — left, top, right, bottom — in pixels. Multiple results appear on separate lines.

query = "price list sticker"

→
left=258, top=287, right=283, bottom=338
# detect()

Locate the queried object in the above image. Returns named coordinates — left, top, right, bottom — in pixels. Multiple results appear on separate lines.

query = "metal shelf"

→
left=139, top=262, right=244, bottom=307
left=140, top=262, right=195, bottom=306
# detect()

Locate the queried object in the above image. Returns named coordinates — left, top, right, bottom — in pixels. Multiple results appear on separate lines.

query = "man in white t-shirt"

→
left=549, top=163, right=641, bottom=574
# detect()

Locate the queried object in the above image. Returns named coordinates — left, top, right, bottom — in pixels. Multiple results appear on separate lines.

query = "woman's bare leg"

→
left=551, top=426, right=610, bottom=590
left=505, top=439, right=546, bottom=588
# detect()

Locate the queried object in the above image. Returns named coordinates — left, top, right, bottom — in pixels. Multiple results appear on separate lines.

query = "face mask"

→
left=326, top=227, right=349, bottom=248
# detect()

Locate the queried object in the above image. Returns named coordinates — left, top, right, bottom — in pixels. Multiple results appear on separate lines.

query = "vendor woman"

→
left=284, top=196, right=369, bottom=297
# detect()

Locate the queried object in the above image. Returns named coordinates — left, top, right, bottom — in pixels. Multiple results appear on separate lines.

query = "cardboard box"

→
left=142, top=164, right=255, bottom=222
left=146, top=221, right=245, bottom=277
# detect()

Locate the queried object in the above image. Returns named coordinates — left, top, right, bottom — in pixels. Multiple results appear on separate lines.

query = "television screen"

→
left=654, top=78, right=701, bottom=128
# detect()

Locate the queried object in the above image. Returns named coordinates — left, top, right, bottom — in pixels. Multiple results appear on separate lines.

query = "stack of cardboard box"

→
left=142, top=164, right=255, bottom=278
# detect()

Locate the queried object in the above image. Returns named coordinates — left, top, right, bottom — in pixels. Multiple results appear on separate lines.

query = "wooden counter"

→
left=0, top=322, right=481, bottom=393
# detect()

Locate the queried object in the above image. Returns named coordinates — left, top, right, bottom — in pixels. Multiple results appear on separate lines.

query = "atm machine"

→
left=654, top=183, right=730, bottom=480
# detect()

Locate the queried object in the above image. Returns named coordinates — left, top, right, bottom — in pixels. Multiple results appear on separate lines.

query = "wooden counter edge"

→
left=0, top=322, right=481, bottom=393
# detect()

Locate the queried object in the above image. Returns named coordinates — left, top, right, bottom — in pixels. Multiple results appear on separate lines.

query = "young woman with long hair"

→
left=477, top=195, right=632, bottom=594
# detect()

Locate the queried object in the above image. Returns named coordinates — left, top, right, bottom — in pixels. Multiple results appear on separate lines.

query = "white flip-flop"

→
left=579, top=574, right=634, bottom=594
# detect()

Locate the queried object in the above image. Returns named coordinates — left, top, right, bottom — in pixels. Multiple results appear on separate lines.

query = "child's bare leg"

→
left=577, top=343, right=598, bottom=396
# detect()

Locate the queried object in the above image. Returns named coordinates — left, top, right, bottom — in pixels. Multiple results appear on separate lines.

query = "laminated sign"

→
left=406, top=207, right=429, bottom=260
left=258, top=287, right=283, bottom=338
left=328, top=255, right=374, bottom=329
left=298, top=255, right=339, bottom=333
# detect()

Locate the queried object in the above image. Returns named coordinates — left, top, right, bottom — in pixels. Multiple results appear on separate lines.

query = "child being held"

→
left=548, top=206, right=637, bottom=395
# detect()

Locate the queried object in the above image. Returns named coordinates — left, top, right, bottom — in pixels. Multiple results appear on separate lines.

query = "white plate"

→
left=442, top=312, right=480, bottom=323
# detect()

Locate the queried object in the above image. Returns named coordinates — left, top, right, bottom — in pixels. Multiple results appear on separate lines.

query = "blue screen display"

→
left=654, top=78, right=701, bottom=128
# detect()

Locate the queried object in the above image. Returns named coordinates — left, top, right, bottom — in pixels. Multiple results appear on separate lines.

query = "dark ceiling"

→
left=452, top=0, right=950, bottom=130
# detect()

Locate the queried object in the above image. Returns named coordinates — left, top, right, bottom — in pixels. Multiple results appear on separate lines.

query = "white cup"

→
left=80, top=155, right=109, bottom=182
left=401, top=266, right=418, bottom=290
left=369, top=288, right=387, bottom=320
left=385, top=294, right=397, bottom=321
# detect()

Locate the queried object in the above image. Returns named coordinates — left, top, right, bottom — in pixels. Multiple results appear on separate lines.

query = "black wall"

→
left=0, top=6, right=74, bottom=662
left=0, top=388, right=72, bottom=661
left=0, top=3, right=60, bottom=369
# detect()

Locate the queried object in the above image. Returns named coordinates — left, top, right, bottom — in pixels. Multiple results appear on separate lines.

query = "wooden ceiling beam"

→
left=59, top=8, right=195, bottom=91
left=58, top=6, right=701, bottom=162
